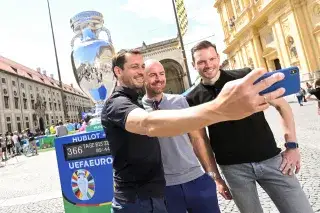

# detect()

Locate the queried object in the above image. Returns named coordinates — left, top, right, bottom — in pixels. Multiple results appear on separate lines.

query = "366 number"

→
left=67, top=146, right=83, bottom=156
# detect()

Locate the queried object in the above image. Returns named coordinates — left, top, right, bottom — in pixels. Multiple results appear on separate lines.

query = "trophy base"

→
left=84, top=103, right=104, bottom=132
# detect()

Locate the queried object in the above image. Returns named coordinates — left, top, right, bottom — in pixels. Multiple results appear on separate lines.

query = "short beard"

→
left=136, top=87, right=146, bottom=97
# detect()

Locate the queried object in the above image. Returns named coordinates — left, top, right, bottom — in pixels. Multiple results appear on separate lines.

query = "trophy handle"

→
left=99, top=27, right=112, bottom=44
left=71, top=33, right=81, bottom=48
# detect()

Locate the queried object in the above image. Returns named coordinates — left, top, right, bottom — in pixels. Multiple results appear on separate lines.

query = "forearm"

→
left=193, top=138, right=220, bottom=174
left=188, top=130, right=222, bottom=180
left=142, top=101, right=224, bottom=137
left=195, top=146, right=221, bottom=179
left=271, top=99, right=297, bottom=142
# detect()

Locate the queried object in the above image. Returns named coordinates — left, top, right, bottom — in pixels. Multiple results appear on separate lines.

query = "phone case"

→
left=255, top=67, right=300, bottom=97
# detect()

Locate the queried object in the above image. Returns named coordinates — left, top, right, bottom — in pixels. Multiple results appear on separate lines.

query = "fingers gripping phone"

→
left=254, top=67, right=300, bottom=97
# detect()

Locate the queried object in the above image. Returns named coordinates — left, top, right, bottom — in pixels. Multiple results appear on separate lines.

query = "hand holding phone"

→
left=254, top=67, right=300, bottom=97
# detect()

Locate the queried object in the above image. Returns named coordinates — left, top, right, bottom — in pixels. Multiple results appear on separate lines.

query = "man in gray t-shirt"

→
left=142, top=59, right=230, bottom=213
left=55, top=121, right=68, bottom=137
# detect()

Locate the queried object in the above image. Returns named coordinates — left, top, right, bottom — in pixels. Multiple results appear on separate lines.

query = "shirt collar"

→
left=201, top=70, right=234, bottom=89
left=142, top=93, right=165, bottom=109
left=114, top=86, right=139, bottom=101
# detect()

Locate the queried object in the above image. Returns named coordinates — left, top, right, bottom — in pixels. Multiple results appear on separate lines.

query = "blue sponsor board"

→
left=55, top=131, right=113, bottom=212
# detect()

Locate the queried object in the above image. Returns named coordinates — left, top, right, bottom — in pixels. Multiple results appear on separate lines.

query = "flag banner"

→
left=175, top=0, right=188, bottom=37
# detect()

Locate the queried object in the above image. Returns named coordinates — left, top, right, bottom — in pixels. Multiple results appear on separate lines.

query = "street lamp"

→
left=46, top=0, right=67, bottom=120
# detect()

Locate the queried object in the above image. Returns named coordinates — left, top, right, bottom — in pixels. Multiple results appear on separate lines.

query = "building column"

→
left=291, top=1, right=320, bottom=79
left=272, top=21, right=291, bottom=68
left=252, top=36, right=267, bottom=68
left=236, top=50, right=244, bottom=68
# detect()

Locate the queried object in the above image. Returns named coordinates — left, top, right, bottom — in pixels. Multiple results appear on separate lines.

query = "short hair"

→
left=112, top=49, right=142, bottom=78
left=144, top=59, right=162, bottom=72
left=191, top=40, right=218, bottom=62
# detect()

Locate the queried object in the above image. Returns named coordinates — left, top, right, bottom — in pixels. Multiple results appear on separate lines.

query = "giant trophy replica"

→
left=70, top=11, right=116, bottom=126
left=54, top=11, right=114, bottom=213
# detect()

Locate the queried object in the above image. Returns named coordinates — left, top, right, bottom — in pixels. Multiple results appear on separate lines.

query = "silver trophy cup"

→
left=70, top=11, right=116, bottom=121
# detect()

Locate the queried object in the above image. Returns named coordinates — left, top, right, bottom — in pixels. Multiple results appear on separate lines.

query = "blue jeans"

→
left=219, top=154, right=313, bottom=213
left=111, top=197, right=168, bottom=213
left=165, top=174, right=220, bottom=213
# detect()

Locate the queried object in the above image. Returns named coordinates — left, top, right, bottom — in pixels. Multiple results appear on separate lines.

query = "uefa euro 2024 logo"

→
left=71, top=169, right=95, bottom=200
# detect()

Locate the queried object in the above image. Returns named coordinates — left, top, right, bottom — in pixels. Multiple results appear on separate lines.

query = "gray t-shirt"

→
left=56, top=125, right=68, bottom=137
left=142, top=93, right=204, bottom=186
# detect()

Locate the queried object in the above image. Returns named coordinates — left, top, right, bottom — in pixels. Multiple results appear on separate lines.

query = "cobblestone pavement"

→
left=0, top=98, right=319, bottom=213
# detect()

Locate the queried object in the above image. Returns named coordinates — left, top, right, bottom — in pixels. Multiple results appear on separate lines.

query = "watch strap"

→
left=285, top=142, right=299, bottom=149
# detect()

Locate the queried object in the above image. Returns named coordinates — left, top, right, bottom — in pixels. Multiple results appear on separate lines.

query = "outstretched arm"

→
left=126, top=68, right=285, bottom=137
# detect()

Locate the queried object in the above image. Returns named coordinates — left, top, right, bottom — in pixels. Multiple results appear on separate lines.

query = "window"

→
left=54, top=103, right=57, bottom=110
left=12, top=80, right=16, bottom=86
left=29, top=85, right=32, bottom=90
left=4, top=96, right=9, bottom=109
left=42, top=89, right=44, bottom=93
left=21, top=83, right=24, bottom=88
left=7, top=123, right=12, bottom=132
left=17, top=116, right=22, bottom=132
left=50, top=103, right=52, bottom=110
left=23, top=99, right=28, bottom=109
left=2, top=78, right=6, bottom=83
left=46, top=114, right=49, bottom=125
left=25, top=116, right=30, bottom=129
left=27, top=73, right=33, bottom=78
left=6, top=116, right=11, bottom=132
left=31, top=100, right=35, bottom=109
left=58, top=104, right=61, bottom=111
left=36, top=87, right=38, bottom=91
left=14, top=97, right=19, bottom=109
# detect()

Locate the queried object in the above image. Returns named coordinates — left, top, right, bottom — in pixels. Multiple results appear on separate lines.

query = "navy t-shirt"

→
left=101, top=86, right=165, bottom=202
left=186, top=69, right=281, bottom=165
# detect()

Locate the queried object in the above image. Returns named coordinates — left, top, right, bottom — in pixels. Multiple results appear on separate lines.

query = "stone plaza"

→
left=0, top=97, right=319, bottom=213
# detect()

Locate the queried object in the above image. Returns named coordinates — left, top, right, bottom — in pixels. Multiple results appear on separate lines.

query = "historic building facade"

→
left=135, top=38, right=190, bottom=94
left=0, top=56, right=92, bottom=133
left=214, top=0, right=320, bottom=82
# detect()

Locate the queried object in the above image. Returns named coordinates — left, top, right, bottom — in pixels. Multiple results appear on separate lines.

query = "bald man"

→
left=141, top=59, right=226, bottom=213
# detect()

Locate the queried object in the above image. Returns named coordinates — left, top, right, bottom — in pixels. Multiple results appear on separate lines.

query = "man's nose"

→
left=137, top=67, right=144, bottom=74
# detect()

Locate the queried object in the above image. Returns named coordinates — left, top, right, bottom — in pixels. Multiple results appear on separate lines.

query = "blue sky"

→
left=0, top=0, right=226, bottom=87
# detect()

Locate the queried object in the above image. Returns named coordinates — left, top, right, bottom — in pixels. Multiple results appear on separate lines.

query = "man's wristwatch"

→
left=207, top=172, right=222, bottom=180
left=285, top=142, right=299, bottom=149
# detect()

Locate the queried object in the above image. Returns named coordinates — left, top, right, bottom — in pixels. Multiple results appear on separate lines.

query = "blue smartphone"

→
left=254, top=67, right=300, bottom=97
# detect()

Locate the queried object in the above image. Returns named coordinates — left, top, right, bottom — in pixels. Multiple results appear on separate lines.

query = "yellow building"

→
left=214, top=0, right=320, bottom=82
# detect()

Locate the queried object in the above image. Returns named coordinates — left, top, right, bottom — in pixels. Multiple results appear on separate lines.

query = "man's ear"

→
left=113, top=66, right=121, bottom=78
